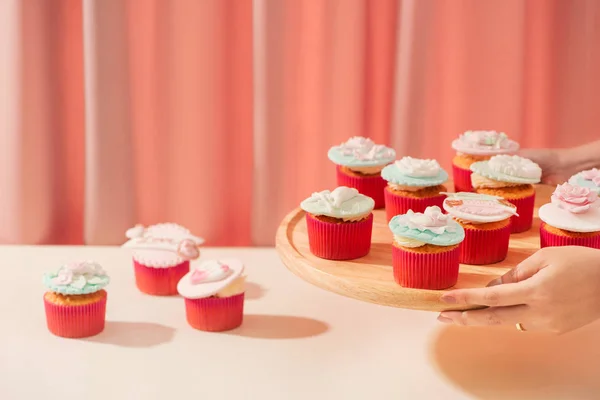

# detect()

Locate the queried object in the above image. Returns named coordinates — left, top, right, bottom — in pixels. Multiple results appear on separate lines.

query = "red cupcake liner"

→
left=392, top=245, right=460, bottom=289
left=184, top=293, right=245, bottom=332
left=505, top=193, right=535, bottom=233
left=133, top=260, right=190, bottom=296
left=306, top=213, right=373, bottom=260
left=384, top=188, right=446, bottom=222
left=336, top=165, right=386, bottom=209
left=44, top=291, right=107, bottom=338
left=540, top=223, right=600, bottom=249
left=459, top=223, right=511, bottom=265
left=452, top=163, right=474, bottom=193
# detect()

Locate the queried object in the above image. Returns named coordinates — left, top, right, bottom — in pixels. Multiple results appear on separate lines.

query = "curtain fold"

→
left=1, top=0, right=599, bottom=246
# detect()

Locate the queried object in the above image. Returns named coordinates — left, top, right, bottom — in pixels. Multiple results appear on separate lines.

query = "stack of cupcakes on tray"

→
left=328, top=137, right=395, bottom=209
left=451, top=130, right=520, bottom=192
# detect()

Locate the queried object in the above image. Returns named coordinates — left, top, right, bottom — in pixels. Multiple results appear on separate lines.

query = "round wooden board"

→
left=276, top=184, right=553, bottom=312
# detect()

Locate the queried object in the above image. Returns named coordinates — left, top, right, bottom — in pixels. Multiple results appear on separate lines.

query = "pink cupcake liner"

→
left=384, top=188, right=446, bottom=221
left=392, top=245, right=460, bottom=290
left=459, top=223, right=511, bottom=265
left=184, top=293, right=245, bottom=332
left=505, top=193, right=535, bottom=233
left=133, top=260, right=190, bottom=296
left=44, top=292, right=107, bottom=338
left=540, top=223, right=600, bottom=249
left=306, top=213, right=373, bottom=260
left=336, top=165, right=386, bottom=209
left=452, top=163, right=474, bottom=193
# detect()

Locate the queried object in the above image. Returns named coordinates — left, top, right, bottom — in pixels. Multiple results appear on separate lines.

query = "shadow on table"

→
left=228, top=314, right=329, bottom=339
left=429, top=321, right=600, bottom=400
left=85, top=321, right=176, bottom=348
left=245, top=282, right=266, bottom=300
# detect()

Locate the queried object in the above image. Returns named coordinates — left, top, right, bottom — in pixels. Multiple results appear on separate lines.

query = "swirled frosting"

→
left=442, top=192, right=518, bottom=223
left=328, top=137, right=396, bottom=167
left=43, top=261, right=110, bottom=295
left=123, top=223, right=205, bottom=267
left=568, top=168, right=600, bottom=193
left=470, top=155, right=541, bottom=187
left=300, top=186, right=375, bottom=220
left=381, top=157, right=448, bottom=188
left=177, top=259, right=245, bottom=299
left=451, top=130, right=519, bottom=156
left=389, top=206, right=465, bottom=247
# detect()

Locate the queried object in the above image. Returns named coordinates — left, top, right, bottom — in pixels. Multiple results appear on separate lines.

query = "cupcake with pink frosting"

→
left=538, top=183, right=600, bottom=249
left=123, top=223, right=204, bottom=296
left=451, top=130, right=519, bottom=192
left=328, top=137, right=396, bottom=208
left=443, top=192, right=517, bottom=265
left=177, top=259, right=245, bottom=332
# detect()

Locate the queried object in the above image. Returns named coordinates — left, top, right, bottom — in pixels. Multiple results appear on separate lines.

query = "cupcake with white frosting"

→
left=470, top=155, right=541, bottom=233
left=43, top=261, right=110, bottom=338
left=123, top=223, right=204, bottom=296
left=388, top=206, right=465, bottom=289
left=568, top=168, right=600, bottom=194
left=538, top=183, right=600, bottom=249
left=328, top=137, right=396, bottom=208
left=300, top=186, right=375, bottom=260
left=381, top=156, right=449, bottom=221
left=177, top=259, right=245, bottom=332
left=451, top=130, right=519, bottom=192
left=443, top=192, right=517, bottom=265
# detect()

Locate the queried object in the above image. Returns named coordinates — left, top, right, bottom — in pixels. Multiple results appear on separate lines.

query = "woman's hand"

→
left=437, top=246, right=600, bottom=333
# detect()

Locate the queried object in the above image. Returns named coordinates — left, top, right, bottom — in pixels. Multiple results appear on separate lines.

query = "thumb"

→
left=487, top=249, right=550, bottom=287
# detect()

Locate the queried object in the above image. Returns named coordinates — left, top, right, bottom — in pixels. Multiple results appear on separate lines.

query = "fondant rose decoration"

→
left=551, top=183, right=599, bottom=214
left=488, top=155, right=542, bottom=180
left=190, top=262, right=232, bottom=284
left=463, top=130, right=508, bottom=148
left=339, top=137, right=394, bottom=161
left=126, top=224, right=145, bottom=239
left=395, top=156, right=440, bottom=178
left=176, top=239, right=200, bottom=260
left=581, top=168, right=600, bottom=187
left=406, top=206, right=455, bottom=234
left=52, top=268, right=74, bottom=285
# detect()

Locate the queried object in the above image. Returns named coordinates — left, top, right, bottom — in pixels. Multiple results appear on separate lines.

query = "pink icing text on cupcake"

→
left=551, top=183, right=599, bottom=214
left=190, top=261, right=233, bottom=285
left=406, top=206, right=455, bottom=234
left=581, top=168, right=600, bottom=186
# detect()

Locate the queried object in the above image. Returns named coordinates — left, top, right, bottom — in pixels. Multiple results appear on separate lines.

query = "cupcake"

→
left=381, top=156, right=449, bottom=221
left=328, top=136, right=396, bottom=208
left=123, top=223, right=204, bottom=296
left=43, top=261, right=110, bottom=338
left=300, top=186, right=374, bottom=260
left=177, top=259, right=245, bottom=332
left=538, top=183, right=600, bottom=249
left=388, top=206, right=465, bottom=289
left=568, top=168, right=600, bottom=194
left=470, top=155, right=541, bottom=233
left=443, top=192, right=517, bottom=265
left=451, top=130, right=519, bottom=192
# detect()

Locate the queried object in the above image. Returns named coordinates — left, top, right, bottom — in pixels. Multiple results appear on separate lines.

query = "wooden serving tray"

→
left=276, top=184, right=553, bottom=312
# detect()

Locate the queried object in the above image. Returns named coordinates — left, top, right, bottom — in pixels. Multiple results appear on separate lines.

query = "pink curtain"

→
left=1, top=0, right=599, bottom=246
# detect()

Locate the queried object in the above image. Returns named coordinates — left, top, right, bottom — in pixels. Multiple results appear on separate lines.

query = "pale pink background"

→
left=1, top=0, right=599, bottom=246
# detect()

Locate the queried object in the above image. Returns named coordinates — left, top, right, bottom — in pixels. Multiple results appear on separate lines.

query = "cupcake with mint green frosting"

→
left=389, top=206, right=465, bottom=289
left=328, top=136, right=396, bottom=209
left=470, top=155, right=541, bottom=233
left=43, top=261, right=110, bottom=338
left=568, top=168, right=600, bottom=194
left=300, top=186, right=375, bottom=260
left=381, top=156, right=449, bottom=221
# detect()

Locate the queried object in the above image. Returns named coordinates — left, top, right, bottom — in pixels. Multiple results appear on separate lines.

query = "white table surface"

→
left=2, top=246, right=599, bottom=400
